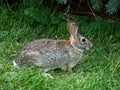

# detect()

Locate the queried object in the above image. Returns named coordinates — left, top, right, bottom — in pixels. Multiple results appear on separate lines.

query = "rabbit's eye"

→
left=81, top=37, right=87, bottom=43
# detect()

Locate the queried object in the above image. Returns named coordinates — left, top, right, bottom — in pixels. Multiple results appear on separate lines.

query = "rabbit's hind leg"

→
left=24, top=51, right=42, bottom=66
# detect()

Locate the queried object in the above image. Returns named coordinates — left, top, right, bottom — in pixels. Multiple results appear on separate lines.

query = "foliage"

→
left=57, top=0, right=120, bottom=15
left=56, top=0, right=68, bottom=4
left=106, top=0, right=120, bottom=15
left=90, top=0, right=103, bottom=12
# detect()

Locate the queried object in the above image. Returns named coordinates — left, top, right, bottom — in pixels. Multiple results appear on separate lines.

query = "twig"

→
left=63, top=5, right=70, bottom=15
left=87, top=0, right=102, bottom=19
left=87, top=0, right=96, bottom=17
left=5, top=0, right=12, bottom=11
left=77, top=1, right=81, bottom=11
left=112, top=43, right=120, bottom=46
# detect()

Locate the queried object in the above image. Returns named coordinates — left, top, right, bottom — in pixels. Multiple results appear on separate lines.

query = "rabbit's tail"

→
left=13, top=60, right=20, bottom=69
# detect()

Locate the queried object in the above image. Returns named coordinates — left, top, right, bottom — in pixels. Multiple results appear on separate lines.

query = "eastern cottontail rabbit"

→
left=13, top=19, right=93, bottom=73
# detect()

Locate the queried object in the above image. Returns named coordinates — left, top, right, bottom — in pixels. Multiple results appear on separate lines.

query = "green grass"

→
left=0, top=7, right=120, bottom=89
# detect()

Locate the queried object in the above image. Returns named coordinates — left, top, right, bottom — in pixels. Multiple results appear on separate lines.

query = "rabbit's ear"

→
left=67, top=19, right=78, bottom=36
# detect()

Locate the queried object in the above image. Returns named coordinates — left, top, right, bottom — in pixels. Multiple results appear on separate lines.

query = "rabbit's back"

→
left=22, top=39, right=59, bottom=51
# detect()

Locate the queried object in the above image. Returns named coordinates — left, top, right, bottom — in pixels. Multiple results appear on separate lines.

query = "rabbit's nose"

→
left=88, top=42, right=93, bottom=48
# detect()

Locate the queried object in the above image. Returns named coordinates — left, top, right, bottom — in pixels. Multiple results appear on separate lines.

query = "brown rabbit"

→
left=13, top=19, right=93, bottom=74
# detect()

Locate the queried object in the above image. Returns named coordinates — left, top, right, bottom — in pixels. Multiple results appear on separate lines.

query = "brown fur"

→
left=57, top=40, right=71, bottom=46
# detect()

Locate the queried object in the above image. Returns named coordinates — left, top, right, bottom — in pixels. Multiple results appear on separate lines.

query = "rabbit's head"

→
left=68, top=19, right=93, bottom=52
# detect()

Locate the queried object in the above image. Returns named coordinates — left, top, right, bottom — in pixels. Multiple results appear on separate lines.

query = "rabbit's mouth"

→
left=81, top=46, right=90, bottom=51
left=84, top=47, right=90, bottom=51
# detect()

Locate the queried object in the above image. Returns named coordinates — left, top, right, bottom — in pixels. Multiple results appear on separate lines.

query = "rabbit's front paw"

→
left=42, top=73, right=54, bottom=79
left=66, top=64, right=73, bottom=72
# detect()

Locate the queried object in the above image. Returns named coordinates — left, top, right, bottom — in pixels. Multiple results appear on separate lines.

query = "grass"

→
left=0, top=7, right=120, bottom=90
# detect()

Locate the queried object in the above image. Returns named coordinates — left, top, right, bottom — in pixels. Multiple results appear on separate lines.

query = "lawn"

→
left=0, top=14, right=120, bottom=90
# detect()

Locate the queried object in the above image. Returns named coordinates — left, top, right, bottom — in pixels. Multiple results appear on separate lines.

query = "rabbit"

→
left=13, top=19, right=93, bottom=76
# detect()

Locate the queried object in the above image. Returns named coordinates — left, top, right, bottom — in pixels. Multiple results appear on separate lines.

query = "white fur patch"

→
left=13, top=60, right=20, bottom=69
